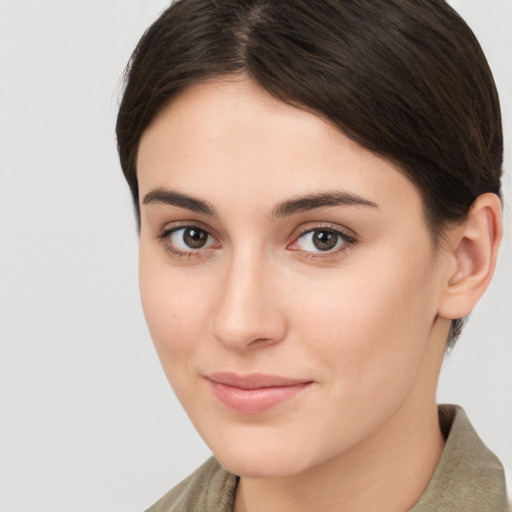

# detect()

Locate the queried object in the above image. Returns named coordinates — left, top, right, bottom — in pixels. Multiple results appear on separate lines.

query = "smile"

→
left=205, top=373, right=313, bottom=414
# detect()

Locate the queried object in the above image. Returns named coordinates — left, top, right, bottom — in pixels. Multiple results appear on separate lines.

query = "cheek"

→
left=282, top=254, right=440, bottom=456
left=138, top=259, right=221, bottom=413
left=138, top=249, right=215, bottom=373
left=293, top=247, right=438, bottom=391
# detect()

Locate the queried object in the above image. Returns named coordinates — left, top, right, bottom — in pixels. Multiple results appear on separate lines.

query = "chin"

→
left=218, top=454, right=302, bottom=479
left=209, top=437, right=319, bottom=479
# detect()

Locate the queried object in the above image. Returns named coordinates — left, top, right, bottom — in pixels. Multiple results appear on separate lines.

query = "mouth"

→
left=205, top=372, right=313, bottom=414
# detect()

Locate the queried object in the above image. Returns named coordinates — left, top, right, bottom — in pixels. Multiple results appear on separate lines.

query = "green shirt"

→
left=146, top=405, right=510, bottom=511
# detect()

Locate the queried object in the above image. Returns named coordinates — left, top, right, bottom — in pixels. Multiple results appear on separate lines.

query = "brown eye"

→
left=166, top=226, right=217, bottom=252
left=312, top=230, right=338, bottom=251
left=291, top=228, right=354, bottom=254
left=183, top=227, right=208, bottom=248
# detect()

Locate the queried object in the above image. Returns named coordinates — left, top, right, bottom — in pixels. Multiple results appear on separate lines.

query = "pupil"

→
left=184, top=228, right=207, bottom=249
left=313, top=230, right=337, bottom=251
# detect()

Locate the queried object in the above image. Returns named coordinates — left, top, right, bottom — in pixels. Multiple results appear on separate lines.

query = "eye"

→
left=161, top=226, right=219, bottom=255
left=290, top=228, right=354, bottom=254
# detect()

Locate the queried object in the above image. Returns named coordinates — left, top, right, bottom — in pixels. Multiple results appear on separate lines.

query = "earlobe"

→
left=438, top=193, right=502, bottom=320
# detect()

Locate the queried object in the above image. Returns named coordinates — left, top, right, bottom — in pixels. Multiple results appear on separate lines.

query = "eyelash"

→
left=157, top=223, right=357, bottom=260
left=288, top=225, right=357, bottom=258
left=157, top=224, right=219, bottom=259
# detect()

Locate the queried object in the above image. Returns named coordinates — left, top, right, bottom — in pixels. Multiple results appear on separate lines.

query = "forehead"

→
left=137, top=77, right=424, bottom=220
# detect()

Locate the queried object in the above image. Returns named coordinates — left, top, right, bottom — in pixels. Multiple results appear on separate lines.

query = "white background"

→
left=0, top=1, right=510, bottom=511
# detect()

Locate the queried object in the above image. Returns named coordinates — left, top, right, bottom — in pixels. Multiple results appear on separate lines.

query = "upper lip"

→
left=205, top=372, right=312, bottom=390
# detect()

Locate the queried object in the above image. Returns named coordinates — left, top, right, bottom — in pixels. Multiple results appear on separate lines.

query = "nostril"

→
left=247, top=337, right=275, bottom=348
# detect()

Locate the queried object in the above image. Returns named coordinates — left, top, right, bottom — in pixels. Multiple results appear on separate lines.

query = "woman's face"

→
left=137, top=78, right=450, bottom=477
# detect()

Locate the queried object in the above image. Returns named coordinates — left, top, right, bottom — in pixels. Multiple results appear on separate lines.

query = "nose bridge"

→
left=211, top=246, right=286, bottom=349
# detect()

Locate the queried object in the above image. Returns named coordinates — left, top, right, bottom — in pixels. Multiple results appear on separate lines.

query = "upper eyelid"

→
left=287, top=228, right=357, bottom=260
left=159, top=221, right=216, bottom=238
left=156, top=223, right=220, bottom=252
left=293, top=228, right=355, bottom=246
left=157, top=225, right=220, bottom=258
left=291, top=222, right=356, bottom=241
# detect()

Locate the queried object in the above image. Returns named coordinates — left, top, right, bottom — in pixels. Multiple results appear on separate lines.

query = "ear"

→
left=438, top=193, right=503, bottom=320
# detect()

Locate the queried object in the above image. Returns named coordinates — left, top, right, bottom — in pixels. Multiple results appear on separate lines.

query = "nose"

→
left=210, top=251, right=288, bottom=350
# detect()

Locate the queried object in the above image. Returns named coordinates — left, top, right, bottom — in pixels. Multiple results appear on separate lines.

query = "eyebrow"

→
left=272, top=191, right=378, bottom=218
left=143, top=188, right=217, bottom=217
left=142, top=187, right=378, bottom=218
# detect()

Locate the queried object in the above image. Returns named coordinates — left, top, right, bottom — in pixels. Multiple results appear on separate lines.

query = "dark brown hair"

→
left=116, top=0, right=503, bottom=345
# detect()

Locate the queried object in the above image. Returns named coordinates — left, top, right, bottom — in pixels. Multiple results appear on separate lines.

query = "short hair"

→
left=116, top=0, right=503, bottom=346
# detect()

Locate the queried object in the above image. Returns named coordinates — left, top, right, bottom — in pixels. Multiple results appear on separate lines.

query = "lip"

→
left=205, top=372, right=313, bottom=414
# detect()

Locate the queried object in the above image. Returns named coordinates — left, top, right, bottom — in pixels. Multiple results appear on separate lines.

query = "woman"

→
left=116, top=0, right=509, bottom=510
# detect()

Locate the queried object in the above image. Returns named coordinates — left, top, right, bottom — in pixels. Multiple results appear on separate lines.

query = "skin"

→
left=136, top=77, right=501, bottom=512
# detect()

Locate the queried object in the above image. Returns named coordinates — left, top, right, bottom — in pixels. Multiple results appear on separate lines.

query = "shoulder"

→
left=412, top=405, right=510, bottom=512
left=145, top=457, right=238, bottom=512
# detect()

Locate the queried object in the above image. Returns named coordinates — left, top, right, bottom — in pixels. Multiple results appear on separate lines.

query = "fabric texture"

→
left=145, top=405, right=510, bottom=512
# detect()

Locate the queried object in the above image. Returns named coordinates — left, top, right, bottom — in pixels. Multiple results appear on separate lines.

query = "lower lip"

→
left=207, top=380, right=311, bottom=414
